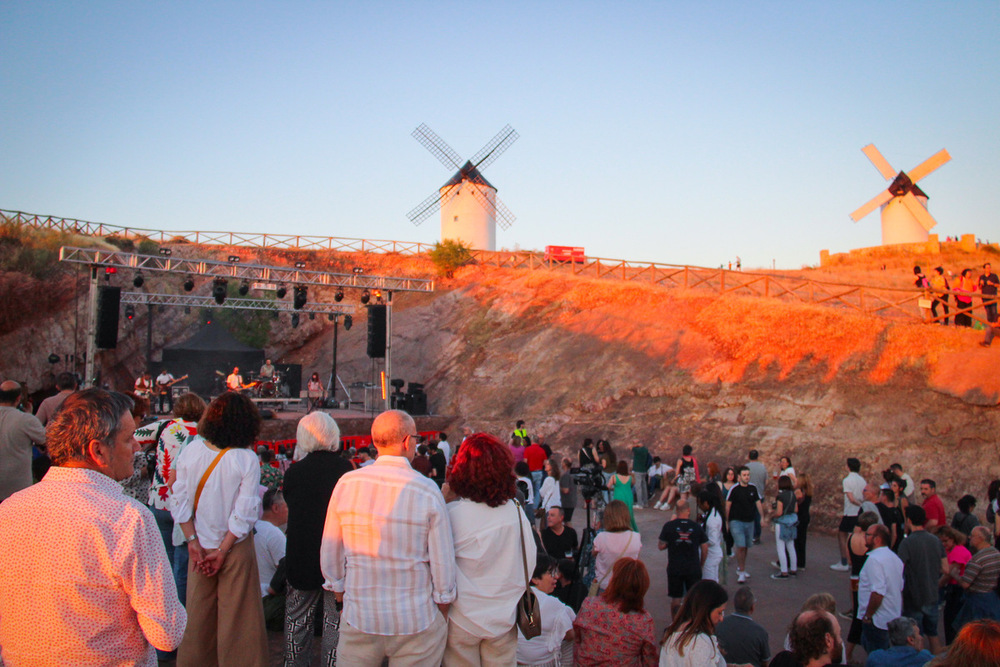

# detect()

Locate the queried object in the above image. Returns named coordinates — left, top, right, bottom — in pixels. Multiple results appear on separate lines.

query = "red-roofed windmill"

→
left=408, top=124, right=518, bottom=251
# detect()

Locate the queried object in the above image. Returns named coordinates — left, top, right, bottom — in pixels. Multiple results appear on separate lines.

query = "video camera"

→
left=571, top=465, right=606, bottom=500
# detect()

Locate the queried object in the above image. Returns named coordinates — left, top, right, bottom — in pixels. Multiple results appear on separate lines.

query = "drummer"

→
left=226, top=366, right=244, bottom=391
left=259, top=358, right=276, bottom=381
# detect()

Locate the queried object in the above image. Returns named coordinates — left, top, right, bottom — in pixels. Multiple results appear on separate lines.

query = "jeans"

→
left=530, top=469, right=543, bottom=498
left=753, top=506, right=762, bottom=541
left=632, top=472, right=648, bottom=507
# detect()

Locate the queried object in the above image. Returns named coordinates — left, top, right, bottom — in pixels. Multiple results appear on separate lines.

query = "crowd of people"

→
left=912, top=262, right=999, bottom=346
left=3, top=389, right=1000, bottom=667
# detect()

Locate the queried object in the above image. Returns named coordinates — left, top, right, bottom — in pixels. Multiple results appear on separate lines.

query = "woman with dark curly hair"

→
left=442, top=432, right=537, bottom=666
left=170, top=391, right=267, bottom=666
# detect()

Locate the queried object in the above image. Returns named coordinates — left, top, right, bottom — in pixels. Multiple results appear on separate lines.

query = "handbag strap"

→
left=599, top=531, right=634, bottom=587
left=515, top=501, right=532, bottom=592
left=193, top=447, right=228, bottom=515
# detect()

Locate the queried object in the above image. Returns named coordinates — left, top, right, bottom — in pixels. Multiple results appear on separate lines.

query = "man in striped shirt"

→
left=321, top=409, right=457, bottom=666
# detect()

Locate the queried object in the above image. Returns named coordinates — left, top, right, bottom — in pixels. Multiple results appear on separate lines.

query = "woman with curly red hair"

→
left=442, top=433, right=537, bottom=666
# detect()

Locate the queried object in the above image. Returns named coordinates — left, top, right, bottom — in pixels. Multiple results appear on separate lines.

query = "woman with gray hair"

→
left=282, top=412, right=354, bottom=666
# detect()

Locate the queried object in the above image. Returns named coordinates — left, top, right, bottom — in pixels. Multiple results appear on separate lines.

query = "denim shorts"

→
left=730, top=520, right=754, bottom=548
left=905, top=603, right=940, bottom=637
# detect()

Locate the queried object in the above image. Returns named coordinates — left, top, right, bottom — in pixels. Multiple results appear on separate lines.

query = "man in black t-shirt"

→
left=979, top=262, right=999, bottom=323
left=726, top=466, right=765, bottom=584
left=658, top=498, right=708, bottom=617
left=541, top=507, right=578, bottom=561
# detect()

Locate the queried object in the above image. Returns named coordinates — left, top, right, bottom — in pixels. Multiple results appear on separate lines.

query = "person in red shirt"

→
left=523, top=437, right=548, bottom=497
left=921, top=479, right=947, bottom=529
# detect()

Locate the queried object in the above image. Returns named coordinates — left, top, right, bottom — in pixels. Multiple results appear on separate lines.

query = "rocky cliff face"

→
left=4, top=260, right=998, bottom=530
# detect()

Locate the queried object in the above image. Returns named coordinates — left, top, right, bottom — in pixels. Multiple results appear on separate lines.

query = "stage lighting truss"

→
left=118, top=292, right=356, bottom=317
left=58, top=246, right=434, bottom=294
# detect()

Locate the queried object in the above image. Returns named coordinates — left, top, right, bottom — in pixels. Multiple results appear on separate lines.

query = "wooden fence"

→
left=5, top=208, right=995, bottom=325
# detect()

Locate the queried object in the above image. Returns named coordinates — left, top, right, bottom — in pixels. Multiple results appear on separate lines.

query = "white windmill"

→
left=408, top=124, right=518, bottom=251
left=850, top=144, right=951, bottom=245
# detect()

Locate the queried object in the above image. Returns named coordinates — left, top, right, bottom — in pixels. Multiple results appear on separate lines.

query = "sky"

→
left=2, top=1, right=998, bottom=270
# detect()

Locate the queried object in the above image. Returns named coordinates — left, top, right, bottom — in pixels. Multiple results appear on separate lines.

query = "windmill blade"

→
left=468, top=185, right=516, bottom=230
left=850, top=189, right=894, bottom=222
left=900, top=191, right=938, bottom=232
left=470, top=125, right=519, bottom=172
left=407, top=186, right=461, bottom=225
left=861, top=144, right=897, bottom=180
left=907, top=149, right=951, bottom=183
left=412, top=124, right=463, bottom=171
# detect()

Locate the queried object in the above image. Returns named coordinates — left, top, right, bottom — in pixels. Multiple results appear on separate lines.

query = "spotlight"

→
left=228, top=255, right=241, bottom=263
left=104, top=266, right=116, bottom=282
left=352, top=267, right=364, bottom=274
left=183, top=276, right=195, bottom=292
left=294, top=261, right=306, bottom=269
left=48, top=353, right=60, bottom=364
left=184, top=306, right=191, bottom=314
left=238, top=280, right=250, bottom=296
left=360, top=289, right=370, bottom=304
left=212, top=277, right=228, bottom=304
left=309, top=312, right=315, bottom=321
left=125, top=305, right=135, bottom=320
left=291, top=313, right=300, bottom=328
left=344, top=315, right=353, bottom=330
left=328, top=313, right=335, bottom=322
left=133, top=272, right=144, bottom=288
left=159, top=248, right=172, bottom=256
left=293, top=286, right=307, bottom=310
left=374, top=289, right=383, bottom=304
left=276, top=285, right=287, bottom=299
left=334, top=289, right=344, bottom=302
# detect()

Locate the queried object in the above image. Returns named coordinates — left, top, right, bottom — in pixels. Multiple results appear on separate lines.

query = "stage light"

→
left=183, top=276, right=195, bottom=291
left=353, top=267, right=364, bottom=274
left=104, top=266, right=117, bottom=282
left=133, top=272, right=144, bottom=288
left=48, top=353, right=60, bottom=364
left=374, top=289, right=383, bottom=304
left=276, top=285, right=287, bottom=299
left=334, top=289, right=344, bottom=302
left=293, top=286, right=307, bottom=310
left=238, top=280, right=250, bottom=296
left=228, top=255, right=241, bottom=263
left=212, top=277, right=228, bottom=304
left=344, top=315, right=353, bottom=330
left=360, top=289, right=370, bottom=304
left=159, top=248, right=172, bottom=256
left=309, top=312, right=315, bottom=320
left=125, top=305, right=135, bottom=320
left=291, top=313, right=300, bottom=328
left=294, top=261, right=306, bottom=269
left=328, top=313, right=335, bottom=322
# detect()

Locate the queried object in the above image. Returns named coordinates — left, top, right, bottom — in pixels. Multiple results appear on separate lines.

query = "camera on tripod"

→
left=571, top=465, right=606, bottom=500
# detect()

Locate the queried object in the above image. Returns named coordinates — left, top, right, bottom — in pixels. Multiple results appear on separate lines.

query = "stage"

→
left=255, top=404, right=455, bottom=444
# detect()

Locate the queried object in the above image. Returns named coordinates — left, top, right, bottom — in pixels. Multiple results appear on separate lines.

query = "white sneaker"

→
left=653, top=502, right=662, bottom=510
left=829, top=562, right=850, bottom=572
left=737, top=571, right=747, bottom=584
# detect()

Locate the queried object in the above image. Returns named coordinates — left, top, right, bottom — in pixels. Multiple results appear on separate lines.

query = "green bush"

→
left=428, top=239, right=474, bottom=278
left=137, top=238, right=160, bottom=255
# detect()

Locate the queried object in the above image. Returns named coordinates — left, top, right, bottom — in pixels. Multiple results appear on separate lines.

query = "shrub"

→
left=429, top=239, right=473, bottom=278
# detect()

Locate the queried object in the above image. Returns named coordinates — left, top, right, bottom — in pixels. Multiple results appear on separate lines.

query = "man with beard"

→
left=776, top=609, right=843, bottom=667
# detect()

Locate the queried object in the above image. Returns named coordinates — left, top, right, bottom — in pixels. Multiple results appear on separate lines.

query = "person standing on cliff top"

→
left=978, top=262, right=999, bottom=324
left=832, top=458, right=866, bottom=572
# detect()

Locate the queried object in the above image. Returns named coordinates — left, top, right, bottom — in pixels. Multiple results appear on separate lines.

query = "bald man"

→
left=0, top=380, right=47, bottom=502
left=320, top=410, right=456, bottom=666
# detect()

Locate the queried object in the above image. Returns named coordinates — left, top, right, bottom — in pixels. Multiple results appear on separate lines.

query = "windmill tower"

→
left=408, top=124, right=518, bottom=251
left=850, top=144, right=951, bottom=245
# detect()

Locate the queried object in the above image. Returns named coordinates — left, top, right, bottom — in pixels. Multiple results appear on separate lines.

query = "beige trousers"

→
left=442, top=620, right=517, bottom=667
left=177, top=535, right=268, bottom=667
left=338, top=611, right=448, bottom=666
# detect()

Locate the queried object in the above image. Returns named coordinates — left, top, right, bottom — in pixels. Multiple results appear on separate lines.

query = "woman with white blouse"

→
left=171, top=392, right=267, bottom=667
left=538, top=458, right=561, bottom=513
left=442, top=432, right=537, bottom=667
left=516, top=554, right=576, bottom=667
left=592, top=500, right=642, bottom=594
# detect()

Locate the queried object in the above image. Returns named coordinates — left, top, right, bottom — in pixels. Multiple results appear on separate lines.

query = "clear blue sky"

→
left=2, top=1, right=997, bottom=269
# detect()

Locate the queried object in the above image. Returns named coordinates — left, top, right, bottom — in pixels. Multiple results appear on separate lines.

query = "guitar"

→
left=156, top=375, right=189, bottom=394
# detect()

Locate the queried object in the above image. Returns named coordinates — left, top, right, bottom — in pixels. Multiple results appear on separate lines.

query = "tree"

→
left=429, top=239, right=474, bottom=278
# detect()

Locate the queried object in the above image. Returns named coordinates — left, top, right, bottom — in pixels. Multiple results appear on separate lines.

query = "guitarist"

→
left=154, top=368, right=175, bottom=415
left=134, top=371, right=154, bottom=400
left=226, top=367, right=244, bottom=392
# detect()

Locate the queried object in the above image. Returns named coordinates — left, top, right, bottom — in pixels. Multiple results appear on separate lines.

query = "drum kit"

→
left=215, top=370, right=290, bottom=398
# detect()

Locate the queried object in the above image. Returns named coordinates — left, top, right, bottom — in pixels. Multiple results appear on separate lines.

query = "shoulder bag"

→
left=193, top=447, right=229, bottom=515
left=515, top=500, right=542, bottom=639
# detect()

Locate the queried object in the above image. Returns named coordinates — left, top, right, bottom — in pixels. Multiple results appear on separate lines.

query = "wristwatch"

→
left=185, top=533, right=198, bottom=543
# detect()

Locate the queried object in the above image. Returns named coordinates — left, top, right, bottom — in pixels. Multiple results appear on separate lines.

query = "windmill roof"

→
left=441, top=160, right=496, bottom=191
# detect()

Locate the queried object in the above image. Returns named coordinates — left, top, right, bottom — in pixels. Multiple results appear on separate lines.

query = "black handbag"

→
left=515, top=501, right=541, bottom=639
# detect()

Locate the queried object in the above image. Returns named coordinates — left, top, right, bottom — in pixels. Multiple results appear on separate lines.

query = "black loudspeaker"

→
left=367, top=305, right=386, bottom=358
left=95, top=286, right=121, bottom=349
left=406, top=391, right=427, bottom=416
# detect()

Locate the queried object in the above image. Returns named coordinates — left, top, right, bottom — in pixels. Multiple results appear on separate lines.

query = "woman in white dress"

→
left=659, top=580, right=727, bottom=667
left=697, top=489, right=724, bottom=583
